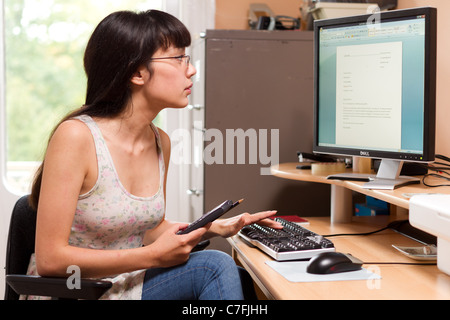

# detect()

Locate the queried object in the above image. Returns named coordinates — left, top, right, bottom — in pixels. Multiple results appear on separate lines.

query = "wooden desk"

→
left=227, top=162, right=450, bottom=299
left=229, top=217, right=450, bottom=300
left=271, top=162, right=449, bottom=222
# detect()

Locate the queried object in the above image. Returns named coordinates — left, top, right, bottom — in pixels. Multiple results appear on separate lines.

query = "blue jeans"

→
left=141, top=250, right=245, bottom=300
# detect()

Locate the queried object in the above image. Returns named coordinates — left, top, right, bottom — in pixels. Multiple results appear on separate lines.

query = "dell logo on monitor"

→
left=360, top=151, right=370, bottom=157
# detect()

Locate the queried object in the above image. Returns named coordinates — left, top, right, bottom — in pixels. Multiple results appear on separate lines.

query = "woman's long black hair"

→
left=29, top=10, right=191, bottom=209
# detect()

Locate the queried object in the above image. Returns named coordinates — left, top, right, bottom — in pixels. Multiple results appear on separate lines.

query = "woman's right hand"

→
left=146, top=223, right=210, bottom=268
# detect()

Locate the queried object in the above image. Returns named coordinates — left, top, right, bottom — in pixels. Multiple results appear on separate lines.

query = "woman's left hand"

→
left=209, top=210, right=282, bottom=239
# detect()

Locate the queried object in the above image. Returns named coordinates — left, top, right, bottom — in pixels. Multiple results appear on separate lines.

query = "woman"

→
left=27, top=10, right=280, bottom=300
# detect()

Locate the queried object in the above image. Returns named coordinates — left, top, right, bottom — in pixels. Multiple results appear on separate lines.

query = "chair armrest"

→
left=6, top=274, right=112, bottom=300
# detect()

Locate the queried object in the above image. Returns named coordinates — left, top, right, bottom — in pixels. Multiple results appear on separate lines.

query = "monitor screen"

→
left=313, top=7, right=437, bottom=189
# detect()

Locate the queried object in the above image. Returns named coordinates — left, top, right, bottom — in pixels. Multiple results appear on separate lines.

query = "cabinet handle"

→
left=187, top=104, right=204, bottom=110
left=187, top=188, right=203, bottom=196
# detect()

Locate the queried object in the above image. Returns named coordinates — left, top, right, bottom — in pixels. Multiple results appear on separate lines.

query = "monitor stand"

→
left=365, top=159, right=420, bottom=190
left=327, top=159, right=420, bottom=190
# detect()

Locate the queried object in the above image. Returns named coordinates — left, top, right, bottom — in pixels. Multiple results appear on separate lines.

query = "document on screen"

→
left=335, top=42, right=403, bottom=150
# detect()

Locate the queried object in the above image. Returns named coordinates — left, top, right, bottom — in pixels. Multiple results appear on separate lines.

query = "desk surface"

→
left=271, top=162, right=450, bottom=209
left=229, top=216, right=450, bottom=300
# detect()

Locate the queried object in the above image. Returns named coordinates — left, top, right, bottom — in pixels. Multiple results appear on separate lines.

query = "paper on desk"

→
left=266, top=260, right=381, bottom=283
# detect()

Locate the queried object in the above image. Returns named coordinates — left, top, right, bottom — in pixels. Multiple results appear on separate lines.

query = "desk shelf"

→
left=271, top=163, right=447, bottom=222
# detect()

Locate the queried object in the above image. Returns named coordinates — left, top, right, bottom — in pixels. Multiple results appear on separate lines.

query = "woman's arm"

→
left=204, top=210, right=281, bottom=240
left=143, top=127, right=173, bottom=245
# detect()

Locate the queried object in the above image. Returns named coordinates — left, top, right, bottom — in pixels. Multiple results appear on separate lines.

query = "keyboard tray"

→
left=238, top=218, right=335, bottom=261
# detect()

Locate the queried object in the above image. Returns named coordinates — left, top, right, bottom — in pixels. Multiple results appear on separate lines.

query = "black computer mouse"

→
left=306, top=252, right=363, bottom=274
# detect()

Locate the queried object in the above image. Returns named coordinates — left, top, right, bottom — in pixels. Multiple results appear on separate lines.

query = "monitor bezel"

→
left=313, top=7, right=437, bottom=163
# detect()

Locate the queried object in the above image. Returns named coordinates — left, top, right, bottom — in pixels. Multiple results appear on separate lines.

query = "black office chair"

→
left=5, top=195, right=258, bottom=300
left=4, top=195, right=112, bottom=300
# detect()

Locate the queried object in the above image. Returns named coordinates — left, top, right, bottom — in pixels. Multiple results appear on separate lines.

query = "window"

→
left=4, top=0, right=164, bottom=193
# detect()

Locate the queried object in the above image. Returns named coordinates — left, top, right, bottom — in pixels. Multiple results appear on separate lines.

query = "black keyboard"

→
left=238, top=217, right=335, bottom=261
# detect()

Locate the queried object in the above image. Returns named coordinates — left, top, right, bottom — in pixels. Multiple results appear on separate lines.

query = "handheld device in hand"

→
left=177, top=199, right=243, bottom=235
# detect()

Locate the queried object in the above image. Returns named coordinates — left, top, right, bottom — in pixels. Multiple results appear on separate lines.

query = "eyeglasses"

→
left=150, top=54, right=191, bottom=67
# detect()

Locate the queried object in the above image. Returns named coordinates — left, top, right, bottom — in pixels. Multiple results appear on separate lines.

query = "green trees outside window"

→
left=4, top=0, right=163, bottom=192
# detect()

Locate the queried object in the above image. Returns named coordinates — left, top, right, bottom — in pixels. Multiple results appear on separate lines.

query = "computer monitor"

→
left=313, top=7, right=437, bottom=189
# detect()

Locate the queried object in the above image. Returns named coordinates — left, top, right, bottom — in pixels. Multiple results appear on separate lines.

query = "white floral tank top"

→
left=24, top=115, right=165, bottom=300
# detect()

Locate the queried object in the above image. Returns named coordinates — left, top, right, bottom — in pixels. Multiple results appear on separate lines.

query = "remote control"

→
left=177, top=199, right=243, bottom=235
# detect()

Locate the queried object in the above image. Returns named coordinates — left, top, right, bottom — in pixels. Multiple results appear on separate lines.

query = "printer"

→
left=409, top=194, right=450, bottom=276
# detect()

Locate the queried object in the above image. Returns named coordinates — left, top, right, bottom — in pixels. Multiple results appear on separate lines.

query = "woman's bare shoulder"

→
left=52, top=118, right=93, bottom=145
left=155, top=126, right=171, bottom=160
left=45, top=118, right=94, bottom=160
left=156, top=127, right=170, bottom=145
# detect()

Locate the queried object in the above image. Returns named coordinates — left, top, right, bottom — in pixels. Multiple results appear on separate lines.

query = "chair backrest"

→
left=4, top=195, right=37, bottom=300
